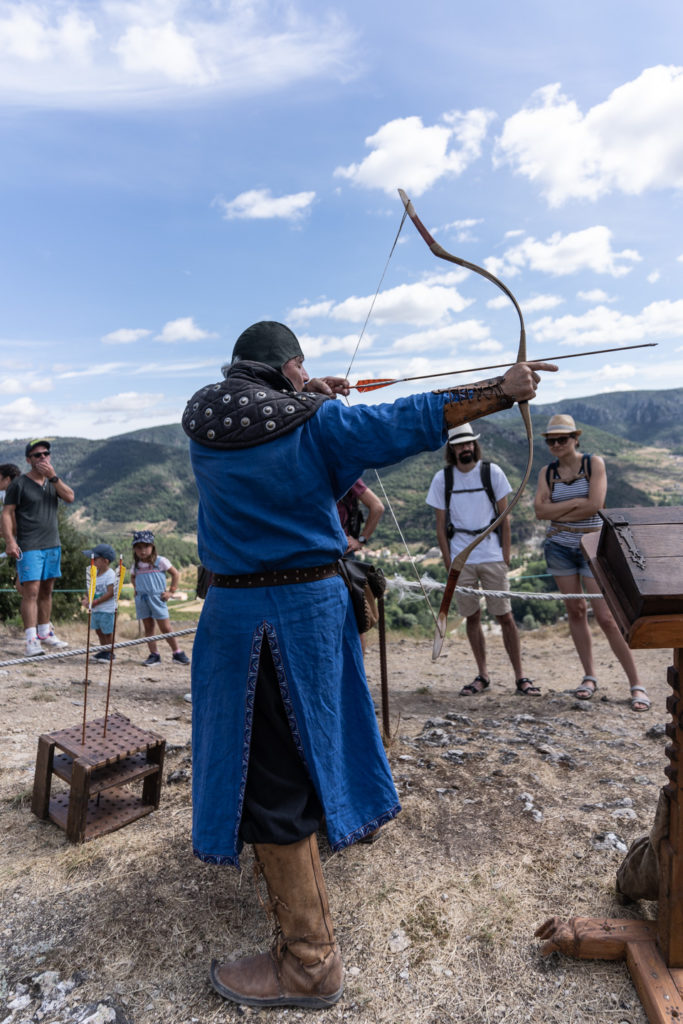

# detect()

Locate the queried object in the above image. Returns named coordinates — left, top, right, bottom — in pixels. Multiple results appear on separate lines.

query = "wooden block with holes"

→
left=31, top=712, right=165, bottom=843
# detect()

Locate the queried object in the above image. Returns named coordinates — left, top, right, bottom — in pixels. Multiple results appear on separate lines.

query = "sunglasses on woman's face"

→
left=545, top=435, right=573, bottom=447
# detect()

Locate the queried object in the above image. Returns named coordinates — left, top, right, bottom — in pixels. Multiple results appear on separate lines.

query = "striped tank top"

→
left=546, top=454, right=602, bottom=549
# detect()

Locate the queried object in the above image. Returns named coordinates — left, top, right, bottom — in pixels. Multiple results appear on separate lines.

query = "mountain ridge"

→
left=1, top=387, right=681, bottom=544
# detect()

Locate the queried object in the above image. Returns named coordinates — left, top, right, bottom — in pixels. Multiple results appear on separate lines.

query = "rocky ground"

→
left=0, top=616, right=674, bottom=1024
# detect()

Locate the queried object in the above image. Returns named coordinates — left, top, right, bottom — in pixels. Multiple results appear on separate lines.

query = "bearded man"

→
left=182, top=320, right=554, bottom=1009
left=426, top=422, right=538, bottom=697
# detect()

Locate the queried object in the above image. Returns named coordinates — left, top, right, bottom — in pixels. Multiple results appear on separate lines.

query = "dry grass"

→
left=0, top=620, right=671, bottom=1023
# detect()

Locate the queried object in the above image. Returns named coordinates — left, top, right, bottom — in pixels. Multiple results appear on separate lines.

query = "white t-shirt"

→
left=86, top=566, right=117, bottom=613
left=426, top=461, right=511, bottom=564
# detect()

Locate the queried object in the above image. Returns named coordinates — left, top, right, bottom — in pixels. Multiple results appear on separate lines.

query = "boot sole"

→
left=209, top=960, right=344, bottom=1009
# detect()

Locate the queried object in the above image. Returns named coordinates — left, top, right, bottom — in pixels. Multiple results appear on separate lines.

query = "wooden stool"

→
left=31, top=712, right=165, bottom=843
left=536, top=508, right=683, bottom=1024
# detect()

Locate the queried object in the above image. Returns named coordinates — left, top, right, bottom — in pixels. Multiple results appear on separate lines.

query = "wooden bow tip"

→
left=432, top=617, right=447, bottom=661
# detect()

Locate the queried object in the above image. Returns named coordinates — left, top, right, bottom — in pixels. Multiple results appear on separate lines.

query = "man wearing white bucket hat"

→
left=426, top=421, right=537, bottom=696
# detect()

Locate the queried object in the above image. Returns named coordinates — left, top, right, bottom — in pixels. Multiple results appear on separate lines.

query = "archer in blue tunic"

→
left=182, top=320, right=553, bottom=1010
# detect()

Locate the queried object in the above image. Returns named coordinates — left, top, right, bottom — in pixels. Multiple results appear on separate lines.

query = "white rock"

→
left=388, top=927, right=411, bottom=953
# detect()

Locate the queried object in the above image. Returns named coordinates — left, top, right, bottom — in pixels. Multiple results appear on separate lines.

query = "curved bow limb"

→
left=396, top=189, right=533, bottom=659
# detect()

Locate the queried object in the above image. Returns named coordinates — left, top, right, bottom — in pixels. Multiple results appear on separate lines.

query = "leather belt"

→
left=210, top=562, right=340, bottom=589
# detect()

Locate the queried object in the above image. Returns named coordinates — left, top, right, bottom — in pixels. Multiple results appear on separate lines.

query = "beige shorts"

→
left=454, top=560, right=511, bottom=618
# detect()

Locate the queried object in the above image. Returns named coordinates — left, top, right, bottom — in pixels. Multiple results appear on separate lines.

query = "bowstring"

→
left=342, top=205, right=438, bottom=628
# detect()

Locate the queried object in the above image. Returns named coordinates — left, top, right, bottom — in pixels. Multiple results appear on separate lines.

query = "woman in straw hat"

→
left=533, top=414, right=649, bottom=711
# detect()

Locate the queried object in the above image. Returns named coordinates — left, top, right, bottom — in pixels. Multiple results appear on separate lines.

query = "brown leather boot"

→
left=210, top=834, right=344, bottom=1008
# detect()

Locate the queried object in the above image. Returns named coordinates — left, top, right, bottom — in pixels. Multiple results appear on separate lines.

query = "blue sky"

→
left=1, top=0, right=682, bottom=439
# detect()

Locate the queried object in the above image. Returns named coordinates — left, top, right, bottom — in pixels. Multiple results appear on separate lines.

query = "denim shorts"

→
left=543, top=538, right=594, bottom=579
left=135, top=592, right=169, bottom=620
left=17, top=546, right=61, bottom=583
left=92, top=611, right=115, bottom=634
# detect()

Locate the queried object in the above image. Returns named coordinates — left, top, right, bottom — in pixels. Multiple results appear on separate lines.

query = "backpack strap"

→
left=444, top=464, right=455, bottom=539
left=480, top=461, right=502, bottom=539
left=546, top=454, right=592, bottom=492
left=545, top=459, right=560, bottom=490
left=443, top=462, right=501, bottom=539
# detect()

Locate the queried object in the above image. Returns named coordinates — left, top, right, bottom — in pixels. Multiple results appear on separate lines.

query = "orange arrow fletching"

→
left=354, top=378, right=395, bottom=393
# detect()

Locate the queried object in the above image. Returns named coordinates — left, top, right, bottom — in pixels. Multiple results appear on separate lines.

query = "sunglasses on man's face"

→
left=545, top=435, right=573, bottom=447
left=30, top=452, right=50, bottom=459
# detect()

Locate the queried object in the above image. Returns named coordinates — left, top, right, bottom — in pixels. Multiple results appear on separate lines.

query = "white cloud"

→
left=0, top=1, right=357, bottom=108
left=88, top=391, right=161, bottom=413
left=392, top=321, right=495, bottom=353
left=214, top=188, right=316, bottom=221
left=485, top=226, right=641, bottom=278
left=577, top=289, right=612, bottom=302
left=155, top=317, right=215, bottom=342
left=648, top=270, right=660, bottom=283
left=0, top=395, right=50, bottom=433
left=496, top=66, right=683, bottom=206
left=57, top=362, right=127, bottom=379
left=102, top=327, right=152, bottom=344
left=334, top=109, right=494, bottom=196
left=113, top=20, right=207, bottom=85
left=297, top=332, right=371, bottom=359
left=441, top=217, right=482, bottom=243
left=488, top=293, right=563, bottom=312
left=0, top=372, right=52, bottom=393
left=530, top=298, right=683, bottom=346
left=290, top=280, right=473, bottom=327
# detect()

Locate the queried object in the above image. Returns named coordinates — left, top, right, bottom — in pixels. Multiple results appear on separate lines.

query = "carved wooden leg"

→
left=31, top=735, right=55, bottom=820
left=659, top=648, right=683, bottom=966
left=66, top=758, right=91, bottom=843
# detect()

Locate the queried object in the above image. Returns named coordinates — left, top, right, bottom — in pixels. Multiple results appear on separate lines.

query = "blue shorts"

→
left=17, top=546, right=62, bottom=584
left=135, top=592, right=169, bottom=621
left=92, top=611, right=115, bottom=634
left=544, top=538, right=594, bottom=579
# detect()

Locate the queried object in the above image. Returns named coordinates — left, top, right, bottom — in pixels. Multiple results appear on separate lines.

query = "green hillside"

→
left=1, top=386, right=681, bottom=550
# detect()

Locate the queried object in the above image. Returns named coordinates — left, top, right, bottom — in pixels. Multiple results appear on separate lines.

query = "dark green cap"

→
left=231, top=321, right=303, bottom=370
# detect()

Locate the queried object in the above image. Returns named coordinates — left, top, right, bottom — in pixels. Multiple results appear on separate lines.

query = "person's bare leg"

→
left=36, top=578, right=55, bottom=628
left=497, top=611, right=524, bottom=679
left=553, top=574, right=595, bottom=677
left=157, top=617, right=180, bottom=652
left=143, top=617, right=159, bottom=654
left=583, top=576, right=649, bottom=708
left=465, top=608, right=487, bottom=679
left=20, top=579, right=40, bottom=629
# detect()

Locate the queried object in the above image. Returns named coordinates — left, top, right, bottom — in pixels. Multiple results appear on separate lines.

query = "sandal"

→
left=460, top=674, right=490, bottom=696
left=516, top=677, right=541, bottom=696
left=574, top=676, right=598, bottom=700
left=630, top=686, right=651, bottom=713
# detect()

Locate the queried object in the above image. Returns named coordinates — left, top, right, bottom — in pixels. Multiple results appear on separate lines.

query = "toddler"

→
left=131, top=530, right=190, bottom=666
left=82, top=543, right=117, bottom=662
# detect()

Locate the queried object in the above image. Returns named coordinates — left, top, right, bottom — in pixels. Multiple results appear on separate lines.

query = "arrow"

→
left=352, top=342, right=658, bottom=393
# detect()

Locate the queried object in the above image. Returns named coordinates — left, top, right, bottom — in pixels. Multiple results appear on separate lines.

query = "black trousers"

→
left=239, top=637, right=324, bottom=845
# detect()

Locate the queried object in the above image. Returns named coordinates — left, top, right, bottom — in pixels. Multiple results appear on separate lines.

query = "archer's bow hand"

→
left=501, top=361, right=558, bottom=403
left=305, top=376, right=351, bottom=398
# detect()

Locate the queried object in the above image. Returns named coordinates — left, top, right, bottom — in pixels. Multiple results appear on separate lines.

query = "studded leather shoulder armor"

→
left=182, top=360, right=329, bottom=449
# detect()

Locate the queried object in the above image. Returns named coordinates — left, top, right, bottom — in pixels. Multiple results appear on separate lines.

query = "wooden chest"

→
left=581, top=506, right=683, bottom=649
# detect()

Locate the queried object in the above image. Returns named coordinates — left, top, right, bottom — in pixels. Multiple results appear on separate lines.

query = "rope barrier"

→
left=0, top=626, right=197, bottom=668
left=385, top=573, right=603, bottom=602
left=0, top=579, right=602, bottom=668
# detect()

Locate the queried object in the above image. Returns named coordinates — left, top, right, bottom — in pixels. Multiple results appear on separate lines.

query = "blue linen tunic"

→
left=189, top=390, right=449, bottom=866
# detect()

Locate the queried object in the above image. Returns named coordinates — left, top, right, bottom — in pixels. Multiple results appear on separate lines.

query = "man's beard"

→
left=457, top=451, right=475, bottom=465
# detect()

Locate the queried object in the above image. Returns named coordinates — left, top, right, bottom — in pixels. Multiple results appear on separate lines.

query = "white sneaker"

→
left=26, top=638, right=45, bottom=657
left=37, top=630, right=68, bottom=648
left=183, top=693, right=192, bottom=704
